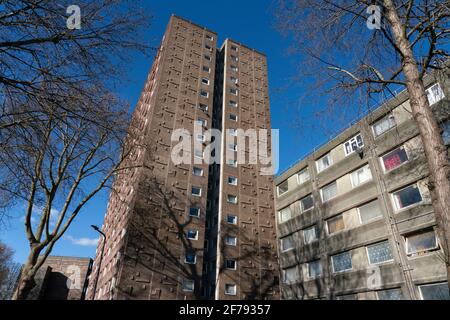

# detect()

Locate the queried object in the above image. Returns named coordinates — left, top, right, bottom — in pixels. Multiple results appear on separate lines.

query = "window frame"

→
left=344, top=133, right=364, bottom=156
left=326, top=214, right=345, bottom=235
left=187, top=229, right=199, bottom=240
left=227, top=194, right=237, bottom=204
left=225, top=235, right=237, bottom=246
left=280, top=235, right=295, bottom=252
left=372, top=113, right=396, bottom=138
left=228, top=176, right=238, bottom=185
left=224, top=284, right=237, bottom=296
left=192, top=167, right=203, bottom=177
left=321, top=181, right=338, bottom=202
left=404, top=229, right=439, bottom=256
left=184, top=253, right=197, bottom=265
left=300, top=194, right=314, bottom=213
left=316, top=153, right=332, bottom=173
left=297, top=167, right=310, bottom=185
left=229, top=113, right=238, bottom=121
left=357, top=200, right=383, bottom=224
left=365, top=240, right=394, bottom=265
left=278, top=206, right=292, bottom=224
left=189, top=207, right=200, bottom=218
left=307, top=260, right=323, bottom=279
left=303, top=225, right=318, bottom=245
left=191, top=186, right=202, bottom=197
left=226, top=214, right=237, bottom=225
left=225, top=259, right=237, bottom=270
left=391, top=183, right=423, bottom=212
left=331, top=251, right=353, bottom=273
left=418, top=282, right=450, bottom=300
left=182, top=279, right=195, bottom=292
left=201, top=77, right=210, bottom=85
left=202, top=66, right=210, bottom=73
left=350, top=164, right=373, bottom=188
left=277, top=180, right=289, bottom=197
left=380, top=145, right=409, bottom=173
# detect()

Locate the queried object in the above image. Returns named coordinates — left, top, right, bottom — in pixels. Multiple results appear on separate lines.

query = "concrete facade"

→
left=86, top=15, right=279, bottom=300
left=274, top=70, right=450, bottom=300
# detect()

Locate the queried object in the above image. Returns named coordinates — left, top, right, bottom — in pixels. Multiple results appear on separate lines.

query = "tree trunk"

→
left=12, top=249, right=40, bottom=300
left=384, top=0, right=450, bottom=291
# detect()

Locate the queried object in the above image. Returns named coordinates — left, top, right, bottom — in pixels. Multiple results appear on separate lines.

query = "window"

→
left=201, top=78, right=210, bottom=85
left=321, top=181, right=337, bottom=202
left=231, top=65, right=238, bottom=72
left=426, top=83, right=445, bottom=105
left=358, top=200, right=382, bottom=224
left=231, top=55, right=238, bottom=62
left=204, top=44, right=212, bottom=50
left=187, top=230, right=198, bottom=240
left=441, top=120, right=450, bottom=145
left=230, top=76, right=238, bottom=84
left=327, top=215, right=345, bottom=234
left=196, top=118, right=207, bottom=127
left=405, top=229, right=438, bottom=256
left=191, top=186, right=201, bottom=197
left=228, top=176, right=238, bottom=185
left=225, top=235, right=237, bottom=246
left=308, top=260, right=322, bottom=279
left=196, top=134, right=206, bottom=142
left=228, top=128, right=238, bottom=136
left=204, top=54, right=211, bottom=61
left=202, top=66, right=210, bottom=73
left=381, top=146, right=408, bottom=171
left=189, top=207, right=200, bottom=217
left=198, top=103, right=208, bottom=112
left=350, top=164, right=372, bottom=187
left=376, top=288, right=404, bottom=300
left=419, top=282, right=450, bottom=300
left=200, top=90, right=209, bottom=98
left=303, top=226, right=318, bottom=244
left=316, top=153, right=332, bottom=172
left=192, top=167, right=203, bottom=176
left=227, top=195, right=237, bottom=204
left=227, top=215, right=237, bottom=225
left=278, top=207, right=292, bottom=223
left=230, top=88, right=238, bottom=95
left=277, top=180, right=289, bottom=196
left=205, top=34, right=214, bottom=41
left=367, top=241, right=393, bottom=264
left=225, top=259, right=237, bottom=270
left=331, top=251, right=352, bottom=273
left=182, top=279, right=194, bottom=292
left=227, top=159, right=237, bottom=167
left=185, top=252, right=196, bottom=264
left=373, top=114, right=396, bottom=137
left=231, top=45, right=238, bottom=51
left=282, top=267, right=299, bottom=283
left=229, top=100, right=238, bottom=107
left=392, top=184, right=422, bottom=210
left=300, top=195, right=314, bottom=212
left=280, top=235, right=294, bottom=252
left=225, top=284, right=236, bottom=295
left=297, top=168, right=310, bottom=184
left=228, top=143, right=237, bottom=151
left=229, top=114, right=238, bottom=121
left=194, top=149, right=203, bottom=159
left=344, top=133, right=364, bottom=156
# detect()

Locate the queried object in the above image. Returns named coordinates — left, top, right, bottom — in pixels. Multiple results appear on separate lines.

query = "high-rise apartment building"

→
left=274, top=70, right=450, bottom=300
left=86, top=15, right=279, bottom=300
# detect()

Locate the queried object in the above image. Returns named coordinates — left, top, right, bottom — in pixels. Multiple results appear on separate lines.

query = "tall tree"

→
left=276, top=0, right=450, bottom=289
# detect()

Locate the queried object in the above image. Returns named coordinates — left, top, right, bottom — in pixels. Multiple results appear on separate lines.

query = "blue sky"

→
left=1, top=0, right=366, bottom=263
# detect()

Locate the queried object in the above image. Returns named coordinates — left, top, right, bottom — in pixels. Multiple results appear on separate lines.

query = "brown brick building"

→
left=24, top=256, right=92, bottom=300
left=86, top=15, right=279, bottom=300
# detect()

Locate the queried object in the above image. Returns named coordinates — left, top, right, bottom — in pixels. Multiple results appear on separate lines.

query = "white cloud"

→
left=66, top=235, right=98, bottom=247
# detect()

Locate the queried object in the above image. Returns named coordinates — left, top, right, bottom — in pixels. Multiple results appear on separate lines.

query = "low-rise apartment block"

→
left=274, top=70, right=450, bottom=300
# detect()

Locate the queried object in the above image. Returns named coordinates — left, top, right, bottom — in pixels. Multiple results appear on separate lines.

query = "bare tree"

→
left=0, top=0, right=152, bottom=130
left=0, top=87, right=144, bottom=300
left=276, top=0, right=450, bottom=288
left=0, top=1, right=153, bottom=299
